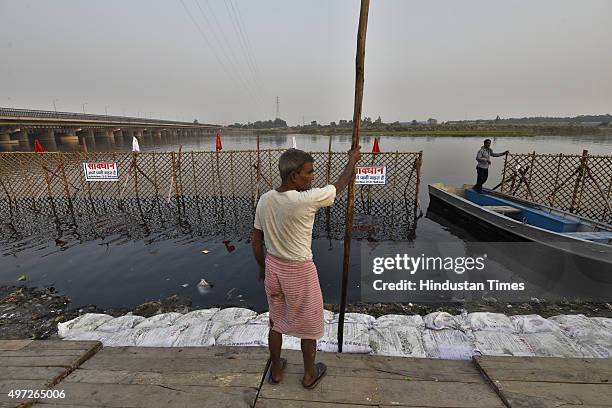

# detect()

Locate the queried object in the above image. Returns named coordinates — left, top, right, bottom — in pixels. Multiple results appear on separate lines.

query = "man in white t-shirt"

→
left=252, top=146, right=361, bottom=389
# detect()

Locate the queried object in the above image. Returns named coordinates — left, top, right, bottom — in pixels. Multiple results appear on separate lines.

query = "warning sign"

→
left=355, top=166, right=386, bottom=185
left=83, top=162, right=119, bottom=181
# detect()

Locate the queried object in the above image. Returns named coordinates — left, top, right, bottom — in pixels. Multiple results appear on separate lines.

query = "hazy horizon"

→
left=1, top=0, right=610, bottom=126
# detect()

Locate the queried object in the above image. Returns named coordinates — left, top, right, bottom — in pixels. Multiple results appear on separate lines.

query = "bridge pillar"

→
left=123, top=128, right=133, bottom=142
left=153, top=130, right=162, bottom=144
left=168, top=129, right=177, bottom=143
left=0, top=130, right=12, bottom=152
left=16, top=130, right=30, bottom=151
left=79, top=129, right=95, bottom=152
left=93, top=129, right=115, bottom=150
left=56, top=131, right=79, bottom=151
left=113, top=130, right=124, bottom=148
left=36, top=129, right=57, bottom=151
left=161, top=130, right=170, bottom=144
left=143, top=130, right=153, bottom=145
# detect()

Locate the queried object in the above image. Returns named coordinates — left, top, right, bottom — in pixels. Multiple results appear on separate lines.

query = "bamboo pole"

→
left=576, top=150, right=589, bottom=213
left=256, top=134, right=261, bottom=200
left=570, top=149, right=588, bottom=213
left=338, top=0, right=369, bottom=353
left=549, top=153, right=563, bottom=207
left=325, top=135, right=333, bottom=237
left=604, top=174, right=612, bottom=222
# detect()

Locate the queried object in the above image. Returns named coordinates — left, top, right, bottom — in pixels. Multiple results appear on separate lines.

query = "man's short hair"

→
left=484, top=139, right=491, bottom=145
left=278, top=148, right=314, bottom=182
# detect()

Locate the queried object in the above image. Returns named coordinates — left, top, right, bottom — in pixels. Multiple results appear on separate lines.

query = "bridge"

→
left=0, top=107, right=221, bottom=151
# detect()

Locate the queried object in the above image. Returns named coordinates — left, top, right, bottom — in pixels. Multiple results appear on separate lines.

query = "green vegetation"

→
left=231, top=114, right=612, bottom=137
left=252, top=125, right=612, bottom=137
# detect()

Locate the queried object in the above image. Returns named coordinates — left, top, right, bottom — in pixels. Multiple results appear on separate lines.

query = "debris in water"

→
left=198, top=279, right=212, bottom=288
left=17, top=275, right=27, bottom=281
left=181, top=283, right=189, bottom=288
left=201, top=249, right=210, bottom=254
left=222, top=240, right=236, bottom=253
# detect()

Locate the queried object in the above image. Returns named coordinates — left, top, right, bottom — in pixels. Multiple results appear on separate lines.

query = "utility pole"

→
left=82, top=103, right=87, bottom=114
left=275, top=96, right=280, bottom=120
left=53, top=99, right=58, bottom=112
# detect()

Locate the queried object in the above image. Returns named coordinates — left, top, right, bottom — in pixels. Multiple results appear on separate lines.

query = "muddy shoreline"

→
left=2, top=284, right=611, bottom=340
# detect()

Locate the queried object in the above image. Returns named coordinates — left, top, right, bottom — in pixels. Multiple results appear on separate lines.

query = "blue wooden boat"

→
left=427, top=183, right=612, bottom=284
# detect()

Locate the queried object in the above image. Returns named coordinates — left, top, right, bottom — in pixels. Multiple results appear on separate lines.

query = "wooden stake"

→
left=570, top=149, right=588, bottom=213
left=549, top=153, right=563, bottom=206
left=338, top=0, right=369, bottom=353
left=325, top=135, right=333, bottom=237
left=256, top=134, right=261, bottom=200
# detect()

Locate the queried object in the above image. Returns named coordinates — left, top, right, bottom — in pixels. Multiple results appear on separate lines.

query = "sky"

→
left=1, top=0, right=611, bottom=126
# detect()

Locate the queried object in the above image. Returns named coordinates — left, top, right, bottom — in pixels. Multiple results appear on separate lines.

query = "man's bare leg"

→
left=269, top=329, right=284, bottom=382
left=301, top=338, right=317, bottom=384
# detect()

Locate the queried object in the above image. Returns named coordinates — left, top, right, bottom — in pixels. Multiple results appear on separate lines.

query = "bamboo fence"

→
left=499, top=150, right=612, bottom=224
left=0, top=150, right=423, bottom=244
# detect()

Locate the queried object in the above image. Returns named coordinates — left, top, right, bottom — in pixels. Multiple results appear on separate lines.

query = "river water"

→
left=1, top=133, right=610, bottom=311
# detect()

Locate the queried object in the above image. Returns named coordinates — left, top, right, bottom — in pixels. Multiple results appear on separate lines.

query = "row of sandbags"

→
left=57, top=308, right=612, bottom=360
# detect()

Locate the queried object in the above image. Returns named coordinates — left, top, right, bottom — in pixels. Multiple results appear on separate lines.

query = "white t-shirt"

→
left=254, top=185, right=337, bottom=261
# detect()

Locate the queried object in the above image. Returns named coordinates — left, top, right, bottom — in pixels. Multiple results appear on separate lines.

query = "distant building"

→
left=427, top=118, right=437, bottom=125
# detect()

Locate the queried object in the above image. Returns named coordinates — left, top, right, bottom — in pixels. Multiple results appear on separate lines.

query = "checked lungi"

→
left=264, top=253, right=325, bottom=340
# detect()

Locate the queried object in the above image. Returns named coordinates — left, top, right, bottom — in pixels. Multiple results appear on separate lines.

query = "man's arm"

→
left=491, top=150, right=509, bottom=158
left=251, top=228, right=265, bottom=281
left=333, top=146, right=362, bottom=194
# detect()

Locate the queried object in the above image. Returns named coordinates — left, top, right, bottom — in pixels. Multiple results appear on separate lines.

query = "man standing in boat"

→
left=251, top=147, right=361, bottom=389
left=474, top=139, right=508, bottom=193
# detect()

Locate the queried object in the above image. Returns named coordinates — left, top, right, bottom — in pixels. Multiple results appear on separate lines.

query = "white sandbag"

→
left=173, top=321, right=222, bottom=347
left=468, top=312, right=516, bottom=333
left=423, top=312, right=463, bottom=331
left=473, top=332, right=534, bottom=357
left=102, top=328, right=150, bottom=347
left=210, top=307, right=257, bottom=324
left=548, top=315, right=611, bottom=358
left=64, top=330, right=109, bottom=342
left=323, top=309, right=334, bottom=323
left=374, top=314, right=425, bottom=330
left=96, top=315, right=146, bottom=333
left=58, top=313, right=113, bottom=338
left=282, top=334, right=302, bottom=351
left=332, top=313, right=375, bottom=327
left=248, top=312, right=270, bottom=325
left=369, top=326, right=426, bottom=358
left=548, top=314, right=601, bottom=339
left=135, top=324, right=189, bottom=347
left=521, top=332, right=589, bottom=358
left=591, top=317, right=612, bottom=332
left=511, top=314, right=560, bottom=334
left=216, top=324, right=269, bottom=347
left=174, top=308, right=220, bottom=326
left=250, top=310, right=333, bottom=326
left=317, top=322, right=371, bottom=354
left=422, top=329, right=479, bottom=360
left=135, top=312, right=183, bottom=329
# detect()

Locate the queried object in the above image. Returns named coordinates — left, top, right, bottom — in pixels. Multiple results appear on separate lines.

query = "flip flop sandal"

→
left=267, top=358, right=287, bottom=385
left=302, top=362, right=327, bottom=389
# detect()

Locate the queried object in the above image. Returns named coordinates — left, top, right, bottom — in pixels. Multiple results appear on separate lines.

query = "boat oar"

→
left=338, top=0, right=370, bottom=353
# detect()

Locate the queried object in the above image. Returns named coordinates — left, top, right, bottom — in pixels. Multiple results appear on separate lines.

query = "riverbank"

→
left=248, top=125, right=612, bottom=137
left=2, top=284, right=611, bottom=340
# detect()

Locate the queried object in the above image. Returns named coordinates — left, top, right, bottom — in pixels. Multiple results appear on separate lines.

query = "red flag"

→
left=34, top=139, right=45, bottom=153
left=372, top=137, right=381, bottom=153
left=215, top=129, right=222, bottom=151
